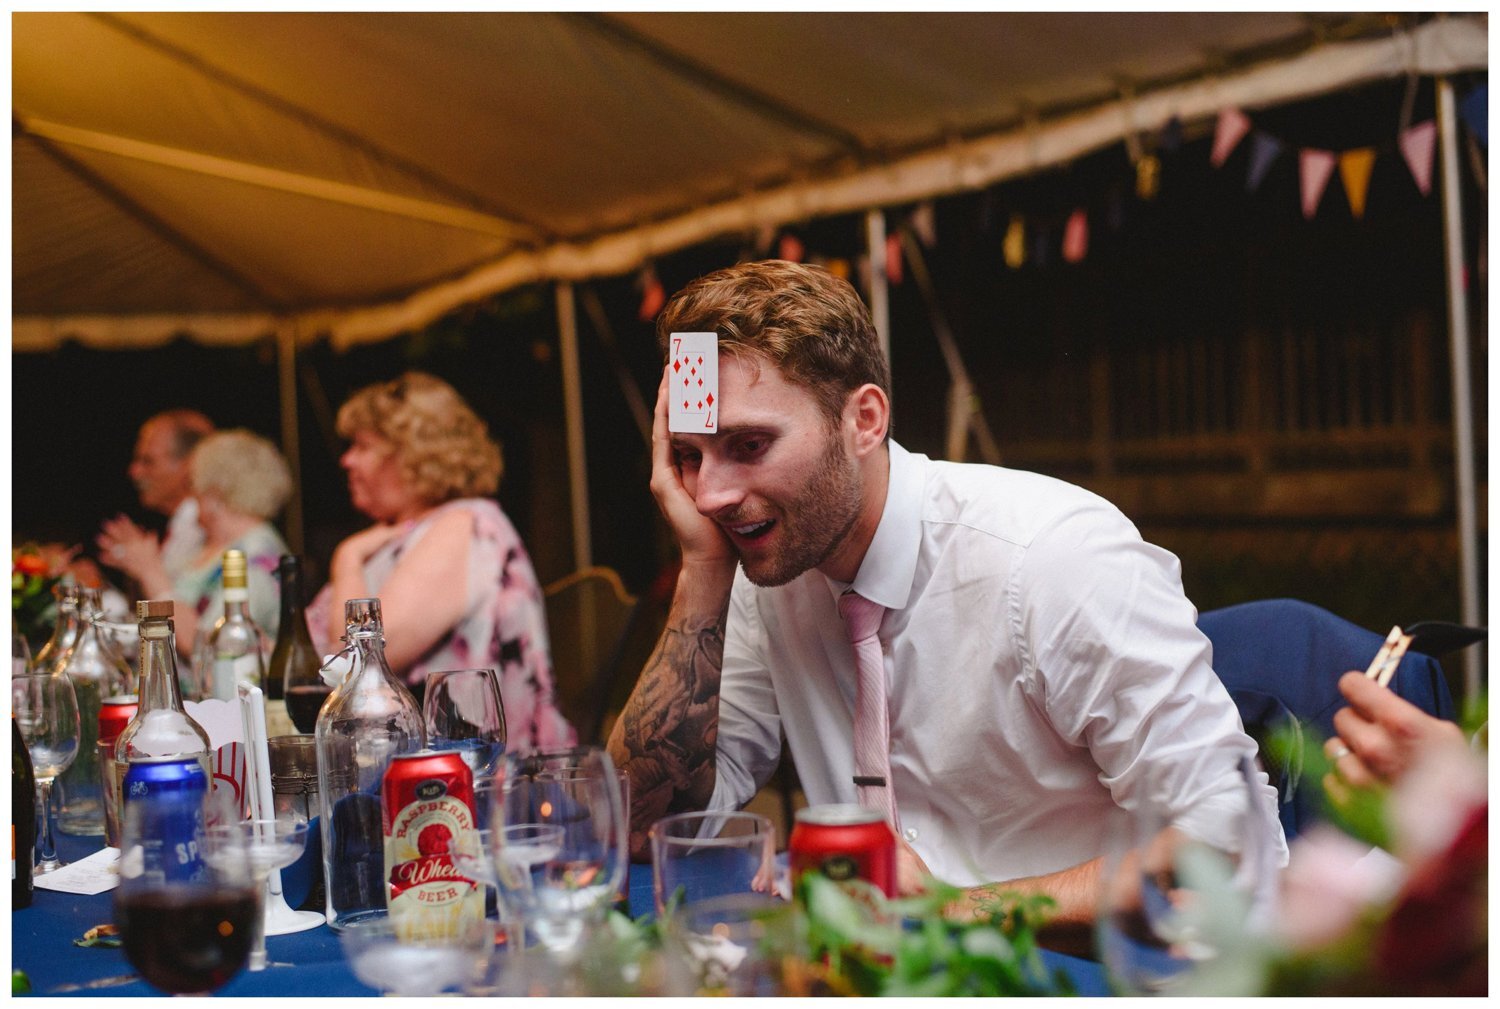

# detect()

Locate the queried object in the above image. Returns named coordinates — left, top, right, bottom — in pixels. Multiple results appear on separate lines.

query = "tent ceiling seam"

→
left=571, top=12, right=871, bottom=155
left=16, top=113, right=538, bottom=242
left=88, top=11, right=554, bottom=244
left=20, top=132, right=284, bottom=312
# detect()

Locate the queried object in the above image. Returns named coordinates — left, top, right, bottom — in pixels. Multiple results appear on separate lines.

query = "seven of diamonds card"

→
left=667, top=332, right=718, bottom=433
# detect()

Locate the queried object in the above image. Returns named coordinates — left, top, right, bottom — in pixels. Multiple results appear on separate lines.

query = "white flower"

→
left=1386, top=740, right=1487, bottom=865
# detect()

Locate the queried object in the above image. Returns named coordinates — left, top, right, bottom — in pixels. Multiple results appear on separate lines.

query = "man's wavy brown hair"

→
left=655, top=260, right=891, bottom=429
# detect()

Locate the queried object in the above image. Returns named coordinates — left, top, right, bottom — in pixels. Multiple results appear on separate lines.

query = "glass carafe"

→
left=315, top=598, right=424, bottom=931
left=54, top=587, right=133, bottom=834
left=32, top=582, right=82, bottom=674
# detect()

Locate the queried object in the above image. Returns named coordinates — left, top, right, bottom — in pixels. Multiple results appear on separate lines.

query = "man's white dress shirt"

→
left=710, top=441, right=1287, bottom=885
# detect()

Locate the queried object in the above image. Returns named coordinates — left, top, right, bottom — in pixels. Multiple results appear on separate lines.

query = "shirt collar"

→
left=826, top=440, right=924, bottom=612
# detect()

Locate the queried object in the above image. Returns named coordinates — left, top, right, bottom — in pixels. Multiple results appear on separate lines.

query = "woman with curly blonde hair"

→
left=310, top=372, right=574, bottom=751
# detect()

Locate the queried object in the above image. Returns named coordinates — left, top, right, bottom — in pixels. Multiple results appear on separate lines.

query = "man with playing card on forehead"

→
left=608, top=259, right=1286, bottom=951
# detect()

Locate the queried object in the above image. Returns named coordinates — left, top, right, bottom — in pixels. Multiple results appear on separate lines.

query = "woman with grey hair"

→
left=105, top=428, right=292, bottom=660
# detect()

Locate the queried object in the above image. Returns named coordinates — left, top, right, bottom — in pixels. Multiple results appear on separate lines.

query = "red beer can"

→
left=98, top=695, right=138, bottom=745
left=789, top=803, right=897, bottom=897
left=381, top=749, right=484, bottom=936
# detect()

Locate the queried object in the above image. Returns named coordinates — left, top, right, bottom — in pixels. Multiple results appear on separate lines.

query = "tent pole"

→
left=865, top=208, right=891, bottom=363
left=275, top=320, right=304, bottom=557
left=556, top=281, right=593, bottom=572
left=1436, top=76, right=1482, bottom=704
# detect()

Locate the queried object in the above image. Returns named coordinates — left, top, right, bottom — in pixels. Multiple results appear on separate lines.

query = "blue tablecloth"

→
left=15, top=830, right=1108, bottom=997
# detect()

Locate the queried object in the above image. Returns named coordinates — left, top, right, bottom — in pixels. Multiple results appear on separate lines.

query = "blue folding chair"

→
left=1198, top=598, right=1461, bottom=840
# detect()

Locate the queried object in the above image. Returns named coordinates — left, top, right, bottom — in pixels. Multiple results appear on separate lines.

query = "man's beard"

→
left=738, top=432, right=862, bottom=588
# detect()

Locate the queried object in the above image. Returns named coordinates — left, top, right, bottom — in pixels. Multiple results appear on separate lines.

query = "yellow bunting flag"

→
left=1135, top=154, right=1161, bottom=200
left=826, top=258, right=850, bottom=281
left=1003, top=214, right=1026, bottom=269
left=1339, top=147, right=1377, bottom=219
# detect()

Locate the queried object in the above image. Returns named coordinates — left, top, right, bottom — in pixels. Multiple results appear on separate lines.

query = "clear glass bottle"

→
left=53, top=587, right=133, bottom=835
left=267, top=555, right=320, bottom=737
left=32, top=582, right=82, bottom=674
left=315, top=598, right=424, bottom=931
left=114, top=600, right=211, bottom=777
left=194, top=549, right=268, bottom=701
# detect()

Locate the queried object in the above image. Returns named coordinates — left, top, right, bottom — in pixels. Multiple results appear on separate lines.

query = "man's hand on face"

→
left=651, top=368, right=737, bottom=575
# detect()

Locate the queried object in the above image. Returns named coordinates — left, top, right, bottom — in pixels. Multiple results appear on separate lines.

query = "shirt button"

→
left=904, top=827, right=918, bottom=842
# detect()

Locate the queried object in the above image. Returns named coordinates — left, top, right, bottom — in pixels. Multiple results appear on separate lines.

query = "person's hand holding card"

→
left=652, top=334, right=736, bottom=577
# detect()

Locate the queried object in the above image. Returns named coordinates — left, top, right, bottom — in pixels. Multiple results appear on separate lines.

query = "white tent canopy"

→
left=13, top=12, right=1487, bottom=351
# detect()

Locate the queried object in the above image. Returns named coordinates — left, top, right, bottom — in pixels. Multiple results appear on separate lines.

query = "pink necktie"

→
left=838, top=590, right=897, bottom=826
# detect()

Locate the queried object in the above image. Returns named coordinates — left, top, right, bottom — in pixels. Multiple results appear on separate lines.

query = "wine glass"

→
left=491, top=746, right=627, bottom=957
left=115, top=796, right=259, bottom=995
left=423, top=668, right=507, bottom=780
left=339, top=913, right=493, bottom=996
left=13, top=626, right=31, bottom=677
left=203, top=819, right=310, bottom=971
left=1097, top=757, right=1279, bottom=995
left=12, top=672, right=80, bottom=873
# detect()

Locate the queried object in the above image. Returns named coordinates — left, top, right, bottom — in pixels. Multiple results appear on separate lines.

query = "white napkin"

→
left=34, top=847, right=120, bottom=895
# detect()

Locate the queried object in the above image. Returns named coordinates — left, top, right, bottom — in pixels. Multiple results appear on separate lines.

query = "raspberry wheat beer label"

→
left=789, top=803, right=897, bottom=897
left=382, top=750, right=484, bottom=939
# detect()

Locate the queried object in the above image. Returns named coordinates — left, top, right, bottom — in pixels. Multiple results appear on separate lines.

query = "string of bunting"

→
left=634, top=84, right=1487, bottom=314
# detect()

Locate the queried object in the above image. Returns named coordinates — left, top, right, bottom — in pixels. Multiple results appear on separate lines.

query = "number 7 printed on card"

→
left=668, top=332, right=719, bottom=433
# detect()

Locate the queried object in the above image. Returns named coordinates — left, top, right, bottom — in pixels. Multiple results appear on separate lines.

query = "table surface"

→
left=14, top=829, right=1109, bottom=997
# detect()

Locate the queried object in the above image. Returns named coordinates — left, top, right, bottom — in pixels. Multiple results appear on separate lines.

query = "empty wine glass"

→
left=423, top=668, right=506, bottom=780
left=204, top=819, right=310, bottom=971
left=115, top=796, right=259, bottom=995
left=1097, top=757, right=1280, bottom=995
left=492, top=746, right=627, bottom=957
left=339, top=913, right=493, bottom=996
left=12, top=672, right=80, bottom=873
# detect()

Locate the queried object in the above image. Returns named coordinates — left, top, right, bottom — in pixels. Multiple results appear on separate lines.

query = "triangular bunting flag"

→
left=754, top=222, right=778, bottom=256
left=909, top=201, right=938, bottom=248
left=1211, top=108, right=1252, bottom=168
left=636, top=267, right=665, bottom=322
left=1299, top=148, right=1336, bottom=219
left=1136, top=154, right=1161, bottom=200
left=1160, top=115, right=1184, bottom=154
left=1246, top=132, right=1283, bottom=193
left=1062, top=210, right=1088, bottom=263
left=1339, top=148, right=1377, bottom=219
left=1460, top=84, right=1487, bottom=146
left=777, top=232, right=805, bottom=263
left=1003, top=214, right=1026, bottom=269
left=1400, top=120, right=1437, bottom=195
left=826, top=258, right=851, bottom=281
left=884, top=233, right=903, bottom=284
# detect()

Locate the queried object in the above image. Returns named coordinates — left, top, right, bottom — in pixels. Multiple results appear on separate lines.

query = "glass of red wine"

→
left=114, top=797, right=259, bottom=995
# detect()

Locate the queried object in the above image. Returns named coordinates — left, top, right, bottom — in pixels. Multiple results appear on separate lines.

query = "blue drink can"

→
left=122, top=757, right=209, bottom=882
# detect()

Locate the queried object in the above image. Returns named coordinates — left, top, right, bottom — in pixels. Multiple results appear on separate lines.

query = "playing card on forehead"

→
left=668, top=332, right=718, bottom=433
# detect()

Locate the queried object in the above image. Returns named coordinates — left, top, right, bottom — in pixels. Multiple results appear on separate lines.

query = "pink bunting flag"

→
left=778, top=233, right=805, bottom=263
left=1339, top=148, right=1377, bottom=219
left=884, top=232, right=904, bottom=284
left=1062, top=209, right=1088, bottom=264
left=1299, top=148, right=1336, bottom=219
left=1211, top=108, right=1252, bottom=168
left=1399, top=120, right=1437, bottom=196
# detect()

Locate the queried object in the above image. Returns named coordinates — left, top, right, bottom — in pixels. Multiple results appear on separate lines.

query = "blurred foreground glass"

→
left=423, top=668, right=506, bottom=780
left=12, top=672, right=80, bottom=873
left=491, top=746, right=627, bottom=956
left=204, top=818, right=310, bottom=972
left=650, top=810, right=777, bottom=916
left=339, top=914, right=492, bottom=996
left=661, top=892, right=807, bottom=995
left=115, top=795, right=258, bottom=995
left=1097, top=757, right=1280, bottom=995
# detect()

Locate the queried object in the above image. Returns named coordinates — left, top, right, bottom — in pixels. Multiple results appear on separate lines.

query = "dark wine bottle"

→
left=266, top=556, right=320, bottom=737
left=13, top=716, right=36, bottom=909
